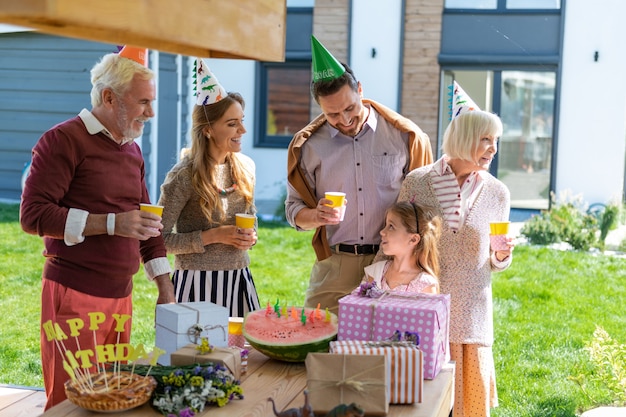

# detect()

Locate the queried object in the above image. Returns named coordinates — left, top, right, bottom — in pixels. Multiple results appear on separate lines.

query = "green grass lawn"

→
left=1, top=202, right=624, bottom=416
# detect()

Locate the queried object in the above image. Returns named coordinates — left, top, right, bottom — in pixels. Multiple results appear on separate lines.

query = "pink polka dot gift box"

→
left=337, top=292, right=450, bottom=379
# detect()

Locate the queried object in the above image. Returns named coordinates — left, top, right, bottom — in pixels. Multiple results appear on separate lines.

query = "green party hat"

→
left=311, top=35, right=345, bottom=83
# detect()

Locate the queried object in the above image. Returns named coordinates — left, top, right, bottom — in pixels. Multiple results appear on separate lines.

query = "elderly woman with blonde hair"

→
left=399, top=84, right=515, bottom=417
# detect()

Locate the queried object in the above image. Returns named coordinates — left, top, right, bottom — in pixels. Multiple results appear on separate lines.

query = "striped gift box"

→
left=329, top=340, right=423, bottom=404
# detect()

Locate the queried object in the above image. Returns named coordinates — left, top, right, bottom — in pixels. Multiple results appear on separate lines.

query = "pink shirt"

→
left=363, top=260, right=439, bottom=294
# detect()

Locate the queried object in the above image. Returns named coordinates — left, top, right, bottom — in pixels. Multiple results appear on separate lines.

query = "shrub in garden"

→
left=569, top=326, right=626, bottom=409
left=521, top=191, right=598, bottom=250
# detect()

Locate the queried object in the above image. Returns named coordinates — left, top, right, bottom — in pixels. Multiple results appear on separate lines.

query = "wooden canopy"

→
left=0, top=0, right=286, bottom=61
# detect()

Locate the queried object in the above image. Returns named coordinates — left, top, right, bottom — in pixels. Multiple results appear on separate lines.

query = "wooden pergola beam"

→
left=0, top=0, right=286, bottom=61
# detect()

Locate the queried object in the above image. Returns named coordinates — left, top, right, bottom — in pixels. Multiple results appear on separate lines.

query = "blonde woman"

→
left=399, top=107, right=515, bottom=417
left=158, top=60, right=259, bottom=317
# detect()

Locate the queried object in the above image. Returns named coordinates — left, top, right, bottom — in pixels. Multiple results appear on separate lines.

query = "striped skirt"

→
left=172, top=268, right=261, bottom=317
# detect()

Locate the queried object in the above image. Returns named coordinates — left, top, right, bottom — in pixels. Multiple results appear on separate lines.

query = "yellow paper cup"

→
left=324, top=192, right=346, bottom=208
left=235, top=213, right=256, bottom=229
left=228, top=317, right=246, bottom=348
left=228, top=317, right=244, bottom=335
left=139, top=203, right=164, bottom=217
left=489, top=221, right=510, bottom=235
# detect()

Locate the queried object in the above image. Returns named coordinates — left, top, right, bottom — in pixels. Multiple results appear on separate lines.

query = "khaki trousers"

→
left=304, top=252, right=375, bottom=314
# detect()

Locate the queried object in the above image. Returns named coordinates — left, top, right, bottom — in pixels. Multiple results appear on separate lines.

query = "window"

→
left=441, top=70, right=556, bottom=210
left=445, top=0, right=497, bottom=9
left=255, top=7, right=312, bottom=148
left=445, top=0, right=559, bottom=9
left=506, top=0, right=560, bottom=9
left=256, top=61, right=311, bottom=148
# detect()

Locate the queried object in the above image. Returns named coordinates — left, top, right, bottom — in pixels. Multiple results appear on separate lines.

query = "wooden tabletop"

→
left=32, top=349, right=454, bottom=417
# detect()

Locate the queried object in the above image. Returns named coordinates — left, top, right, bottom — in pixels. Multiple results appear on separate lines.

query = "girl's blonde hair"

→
left=442, top=110, right=503, bottom=161
left=187, top=92, right=254, bottom=223
left=387, top=201, right=442, bottom=278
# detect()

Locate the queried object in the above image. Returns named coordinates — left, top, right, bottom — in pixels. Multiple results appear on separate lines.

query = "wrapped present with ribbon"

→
left=337, top=291, right=450, bottom=379
left=170, top=343, right=242, bottom=380
left=330, top=340, right=423, bottom=404
left=306, top=352, right=390, bottom=416
left=155, top=302, right=229, bottom=365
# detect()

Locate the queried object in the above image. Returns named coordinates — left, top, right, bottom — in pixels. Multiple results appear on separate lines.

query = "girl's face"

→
left=207, top=101, right=246, bottom=163
left=379, top=211, right=418, bottom=256
left=471, top=134, right=498, bottom=171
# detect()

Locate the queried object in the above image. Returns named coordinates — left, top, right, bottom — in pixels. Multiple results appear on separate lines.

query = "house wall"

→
left=2, top=1, right=625, bottom=214
left=238, top=0, right=446, bottom=218
left=0, top=31, right=185, bottom=205
left=557, top=0, right=626, bottom=205
left=401, top=0, right=444, bottom=146
left=0, top=33, right=113, bottom=202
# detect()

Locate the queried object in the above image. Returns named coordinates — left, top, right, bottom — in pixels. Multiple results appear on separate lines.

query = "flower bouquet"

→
left=123, top=363, right=243, bottom=416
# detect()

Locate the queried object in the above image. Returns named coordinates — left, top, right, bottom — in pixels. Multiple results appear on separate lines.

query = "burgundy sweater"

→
left=20, top=116, right=167, bottom=298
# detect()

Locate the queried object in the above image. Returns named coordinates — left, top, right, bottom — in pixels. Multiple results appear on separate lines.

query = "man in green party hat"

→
left=286, top=35, right=433, bottom=313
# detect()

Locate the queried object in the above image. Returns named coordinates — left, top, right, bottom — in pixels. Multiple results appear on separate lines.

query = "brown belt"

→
left=330, top=244, right=380, bottom=255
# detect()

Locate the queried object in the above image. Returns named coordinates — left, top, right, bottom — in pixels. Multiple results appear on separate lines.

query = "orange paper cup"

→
left=139, top=203, right=164, bottom=216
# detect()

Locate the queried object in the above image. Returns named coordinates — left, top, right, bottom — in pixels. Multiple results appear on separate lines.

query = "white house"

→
left=1, top=0, right=624, bottom=220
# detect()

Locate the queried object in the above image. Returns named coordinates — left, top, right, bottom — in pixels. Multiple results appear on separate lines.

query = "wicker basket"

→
left=64, top=371, right=157, bottom=412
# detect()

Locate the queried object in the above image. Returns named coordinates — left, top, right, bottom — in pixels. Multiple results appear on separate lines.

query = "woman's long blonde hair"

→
left=188, top=92, right=254, bottom=223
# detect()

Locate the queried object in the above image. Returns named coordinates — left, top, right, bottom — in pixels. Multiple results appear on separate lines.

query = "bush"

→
left=569, top=326, right=626, bottom=409
left=521, top=213, right=561, bottom=245
left=521, top=191, right=598, bottom=250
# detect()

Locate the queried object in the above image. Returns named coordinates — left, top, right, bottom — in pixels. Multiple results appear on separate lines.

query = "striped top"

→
left=430, top=156, right=484, bottom=231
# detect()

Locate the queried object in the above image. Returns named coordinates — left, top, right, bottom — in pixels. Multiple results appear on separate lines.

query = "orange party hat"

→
left=118, top=45, right=149, bottom=67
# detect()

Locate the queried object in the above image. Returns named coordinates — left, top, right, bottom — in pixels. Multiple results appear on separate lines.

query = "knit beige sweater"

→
left=158, top=154, right=256, bottom=271
left=399, top=164, right=512, bottom=345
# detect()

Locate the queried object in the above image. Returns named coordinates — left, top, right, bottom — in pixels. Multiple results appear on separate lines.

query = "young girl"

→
left=360, top=201, right=442, bottom=293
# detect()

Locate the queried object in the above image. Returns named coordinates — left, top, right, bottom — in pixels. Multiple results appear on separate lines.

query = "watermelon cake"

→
left=242, top=306, right=338, bottom=362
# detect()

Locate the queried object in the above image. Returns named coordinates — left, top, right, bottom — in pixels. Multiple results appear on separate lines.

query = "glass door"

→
left=440, top=70, right=555, bottom=210
left=498, top=71, right=555, bottom=209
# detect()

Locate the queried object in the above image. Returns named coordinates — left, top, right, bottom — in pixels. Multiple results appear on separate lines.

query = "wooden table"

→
left=35, top=350, right=455, bottom=417
left=0, top=385, right=46, bottom=417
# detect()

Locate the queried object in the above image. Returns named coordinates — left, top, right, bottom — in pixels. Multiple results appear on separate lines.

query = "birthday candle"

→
left=308, top=311, right=315, bottom=323
left=291, top=306, right=298, bottom=319
left=315, top=303, right=322, bottom=320
left=325, top=308, right=331, bottom=322
left=300, top=308, right=306, bottom=325
left=274, top=298, right=280, bottom=313
left=281, top=305, right=287, bottom=317
left=265, top=301, right=272, bottom=316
